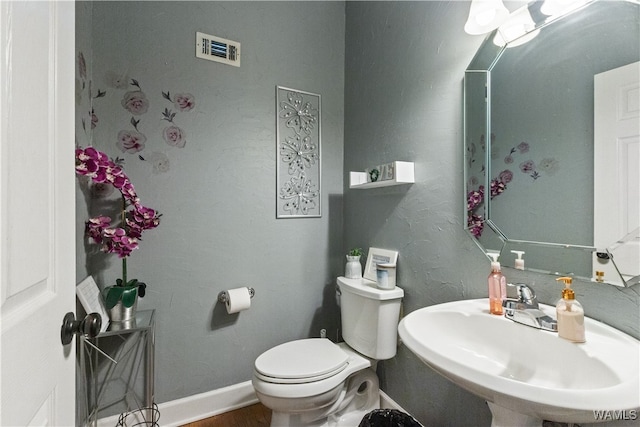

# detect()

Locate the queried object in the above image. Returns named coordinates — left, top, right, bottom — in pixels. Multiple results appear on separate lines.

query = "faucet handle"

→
left=517, top=284, right=538, bottom=307
left=506, top=283, right=538, bottom=306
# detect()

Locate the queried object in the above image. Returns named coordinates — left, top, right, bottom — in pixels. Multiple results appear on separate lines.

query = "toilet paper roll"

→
left=225, top=287, right=252, bottom=314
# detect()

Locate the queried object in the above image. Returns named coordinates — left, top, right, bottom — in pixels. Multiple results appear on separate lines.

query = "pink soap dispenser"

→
left=488, top=253, right=506, bottom=315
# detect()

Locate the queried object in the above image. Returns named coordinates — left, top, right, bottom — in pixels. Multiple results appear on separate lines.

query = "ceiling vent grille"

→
left=195, top=32, right=241, bottom=67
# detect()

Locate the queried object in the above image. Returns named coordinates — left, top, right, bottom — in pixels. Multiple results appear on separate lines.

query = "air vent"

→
left=195, top=32, right=241, bottom=67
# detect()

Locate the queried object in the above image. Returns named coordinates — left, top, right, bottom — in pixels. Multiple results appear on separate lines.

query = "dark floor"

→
left=181, top=403, right=272, bottom=427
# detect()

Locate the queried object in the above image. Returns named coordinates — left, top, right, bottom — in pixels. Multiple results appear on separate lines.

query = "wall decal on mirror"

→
left=276, top=86, right=321, bottom=218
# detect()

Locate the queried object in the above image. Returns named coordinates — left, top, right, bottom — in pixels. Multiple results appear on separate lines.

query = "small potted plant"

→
left=76, top=146, right=161, bottom=322
left=345, top=248, right=363, bottom=279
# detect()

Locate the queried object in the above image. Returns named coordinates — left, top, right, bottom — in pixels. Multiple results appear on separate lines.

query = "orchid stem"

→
left=121, top=196, right=127, bottom=285
left=122, top=258, right=127, bottom=286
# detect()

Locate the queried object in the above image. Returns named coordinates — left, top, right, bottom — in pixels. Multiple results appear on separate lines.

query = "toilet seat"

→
left=252, top=341, right=372, bottom=400
left=255, top=338, right=349, bottom=384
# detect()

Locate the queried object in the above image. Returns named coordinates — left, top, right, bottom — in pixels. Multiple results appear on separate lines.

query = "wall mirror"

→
left=464, top=0, right=639, bottom=287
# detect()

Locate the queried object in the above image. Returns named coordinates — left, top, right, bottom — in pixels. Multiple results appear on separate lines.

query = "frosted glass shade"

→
left=464, top=0, right=510, bottom=35
left=493, top=6, right=540, bottom=47
left=540, top=0, right=590, bottom=17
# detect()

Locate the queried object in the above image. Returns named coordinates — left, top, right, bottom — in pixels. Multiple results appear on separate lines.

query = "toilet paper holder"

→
left=217, top=287, right=255, bottom=304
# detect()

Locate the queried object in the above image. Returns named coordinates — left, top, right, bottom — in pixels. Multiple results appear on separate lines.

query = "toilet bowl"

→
left=252, top=277, right=404, bottom=427
left=252, top=340, right=380, bottom=427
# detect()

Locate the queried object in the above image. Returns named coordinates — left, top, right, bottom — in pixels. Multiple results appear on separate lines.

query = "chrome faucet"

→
left=502, top=284, right=557, bottom=332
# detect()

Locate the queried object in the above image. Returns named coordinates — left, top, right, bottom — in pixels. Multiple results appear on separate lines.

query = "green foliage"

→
left=348, top=247, right=363, bottom=257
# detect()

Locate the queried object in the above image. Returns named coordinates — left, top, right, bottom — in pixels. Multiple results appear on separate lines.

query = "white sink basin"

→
left=398, top=299, right=640, bottom=426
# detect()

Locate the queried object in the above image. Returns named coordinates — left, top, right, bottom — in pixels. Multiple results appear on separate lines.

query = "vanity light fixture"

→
left=464, top=0, right=510, bottom=35
left=493, top=6, right=540, bottom=48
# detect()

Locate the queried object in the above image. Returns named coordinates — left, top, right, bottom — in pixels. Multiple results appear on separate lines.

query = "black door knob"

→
left=60, top=312, right=102, bottom=345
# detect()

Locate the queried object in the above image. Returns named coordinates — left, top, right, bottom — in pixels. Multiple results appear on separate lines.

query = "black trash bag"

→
left=359, top=409, right=423, bottom=427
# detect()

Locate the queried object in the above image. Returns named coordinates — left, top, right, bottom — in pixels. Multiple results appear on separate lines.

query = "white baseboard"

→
left=379, top=389, right=407, bottom=412
left=96, top=380, right=259, bottom=427
left=97, top=383, right=408, bottom=427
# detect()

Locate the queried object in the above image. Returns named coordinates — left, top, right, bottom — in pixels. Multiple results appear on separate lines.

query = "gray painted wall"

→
left=75, top=1, right=640, bottom=426
left=76, top=0, right=345, bottom=408
left=344, top=2, right=639, bottom=426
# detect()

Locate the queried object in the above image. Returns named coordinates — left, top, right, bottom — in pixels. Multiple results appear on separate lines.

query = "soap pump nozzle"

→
left=511, top=250, right=525, bottom=270
left=556, top=276, right=575, bottom=310
left=488, top=252, right=501, bottom=271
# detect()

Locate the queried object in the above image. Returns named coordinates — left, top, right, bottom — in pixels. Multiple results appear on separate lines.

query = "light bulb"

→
left=464, top=0, right=510, bottom=35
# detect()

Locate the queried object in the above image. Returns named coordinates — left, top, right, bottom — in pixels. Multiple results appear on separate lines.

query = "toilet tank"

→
left=337, top=276, right=404, bottom=360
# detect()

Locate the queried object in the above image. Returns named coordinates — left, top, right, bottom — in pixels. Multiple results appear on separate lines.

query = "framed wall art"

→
left=276, top=86, right=321, bottom=218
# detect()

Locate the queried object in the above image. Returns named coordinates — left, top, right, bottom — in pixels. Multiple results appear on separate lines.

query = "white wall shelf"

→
left=349, top=161, right=414, bottom=189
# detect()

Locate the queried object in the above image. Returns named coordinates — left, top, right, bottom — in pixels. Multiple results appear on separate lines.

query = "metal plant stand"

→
left=80, top=310, right=156, bottom=426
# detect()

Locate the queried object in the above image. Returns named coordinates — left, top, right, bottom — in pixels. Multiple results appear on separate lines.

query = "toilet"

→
left=252, top=276, right=404, bottom=427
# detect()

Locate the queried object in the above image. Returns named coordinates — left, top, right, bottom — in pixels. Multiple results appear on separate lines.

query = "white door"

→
left=1, top=2, right=76, bottom=425
left=594, top=61, right=640, bottom=286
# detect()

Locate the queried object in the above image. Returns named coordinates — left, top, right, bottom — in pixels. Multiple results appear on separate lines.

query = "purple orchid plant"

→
left=467, top=174, right=508, bottom=238
left=76, top=146, right=161, bottom=309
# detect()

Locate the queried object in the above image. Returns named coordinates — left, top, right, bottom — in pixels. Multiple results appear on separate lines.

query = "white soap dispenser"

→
left=511, top=250, right=525, bottom=270
left=488, top=253, right=506, bottom=315
left=556, top=277, right=585, bottom=343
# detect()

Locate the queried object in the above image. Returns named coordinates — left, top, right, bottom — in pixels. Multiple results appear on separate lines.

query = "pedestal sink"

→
left=397, top=299, right=640, bottom=426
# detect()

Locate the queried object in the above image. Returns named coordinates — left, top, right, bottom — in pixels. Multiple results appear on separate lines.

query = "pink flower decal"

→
left=121, top=90, right=149, bottom=116
left=90, top=110, right=99, bottom=129
left=517, top=142, right=530, bottom=153
left=116, top=130, right=147, bottom=153
left=539, top=158, right=559, bottom=175
left=163, top=125, right=186, bottom=148
left=148, top=152, right=170, bottom=174
left=498, top=169, right=513, bottom=184
left=519, top=160, right=536, bottom=174
left=174, top=93, right=195, bottom=111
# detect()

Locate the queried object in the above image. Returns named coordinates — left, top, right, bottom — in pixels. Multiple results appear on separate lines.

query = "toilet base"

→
left=268, top=368, right=380, bottom=427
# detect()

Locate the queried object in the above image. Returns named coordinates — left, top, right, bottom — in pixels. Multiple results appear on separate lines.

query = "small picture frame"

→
left=364, top=247, right=399, bottom=281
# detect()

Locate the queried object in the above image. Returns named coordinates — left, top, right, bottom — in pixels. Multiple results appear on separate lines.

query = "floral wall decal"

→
left=121, top=80, right=149, bottom=116
left=77, top=51, right=107, bottom=135
left=466, top=135, right=559, bottom=237
left=161, top=91, right=195, bottom=148
left=84, top=70, right=197, bottom=174
left=116, top=79, right=149, bottom=155
left=276, top=86, right=321, bottom=218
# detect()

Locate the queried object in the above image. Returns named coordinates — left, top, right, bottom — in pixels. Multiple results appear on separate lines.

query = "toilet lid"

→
left=255, top=339, right=349, bottom=383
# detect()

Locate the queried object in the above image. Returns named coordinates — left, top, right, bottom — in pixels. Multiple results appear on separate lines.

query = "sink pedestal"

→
left=487, top=402, right=540, bottom=427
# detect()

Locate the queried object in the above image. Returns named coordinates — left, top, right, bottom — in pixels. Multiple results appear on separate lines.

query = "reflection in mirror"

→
left=464, top=0, right=640, bottom=287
